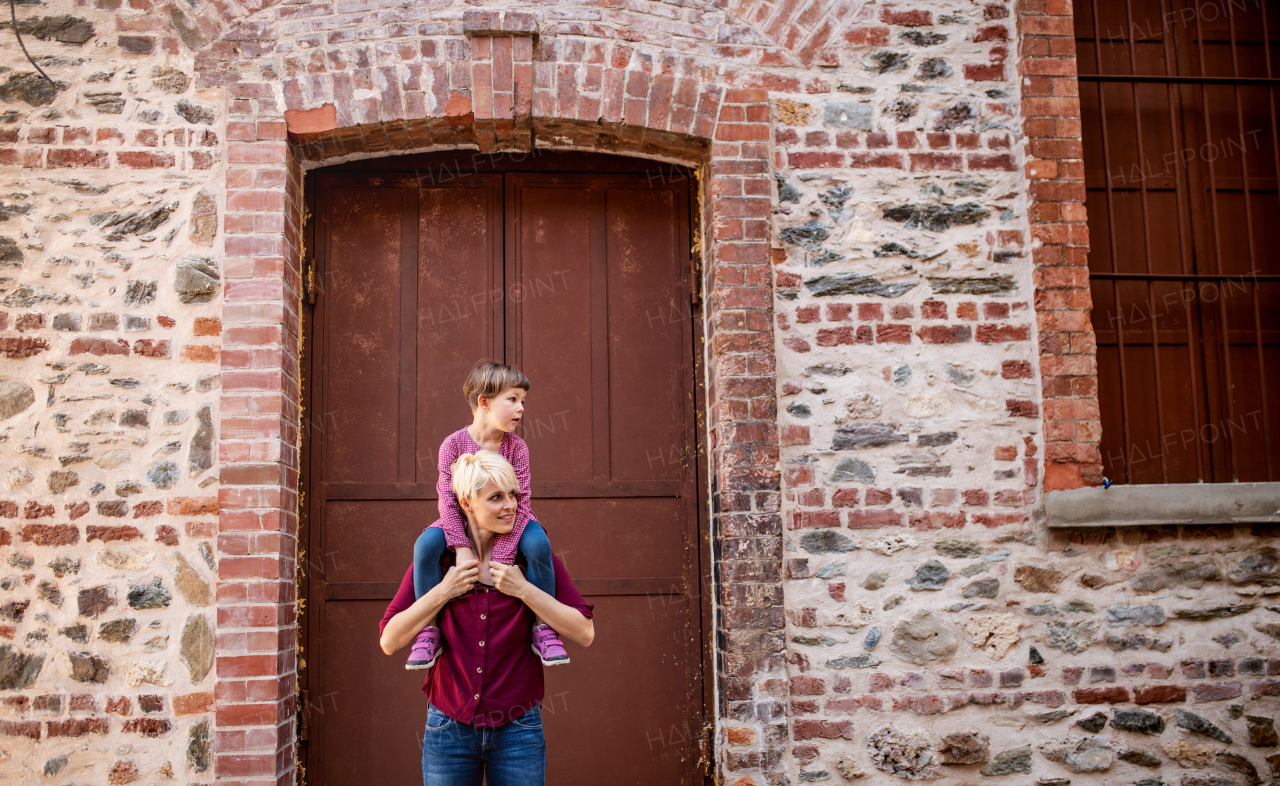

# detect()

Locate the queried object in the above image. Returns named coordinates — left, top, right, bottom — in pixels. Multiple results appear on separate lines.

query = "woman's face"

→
left=461, top=477, right=518, bottom=535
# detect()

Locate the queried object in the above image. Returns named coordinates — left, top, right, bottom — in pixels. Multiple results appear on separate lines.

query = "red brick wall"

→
left=1017, top=0, right=1103, bottom=491
left=216, top=115, right=303, bottom=780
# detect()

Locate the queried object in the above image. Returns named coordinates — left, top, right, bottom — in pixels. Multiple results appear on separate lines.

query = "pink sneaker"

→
left=531, top=623, right=570, bottom=666
left=406, top=625, right=442, bottom=670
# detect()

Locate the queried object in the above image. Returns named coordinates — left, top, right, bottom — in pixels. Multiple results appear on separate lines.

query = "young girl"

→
left=406, top=361, right=569, bottom=669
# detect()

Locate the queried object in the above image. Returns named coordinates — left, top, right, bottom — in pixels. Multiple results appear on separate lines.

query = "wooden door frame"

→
left=296, top=152, right=716, bottom=783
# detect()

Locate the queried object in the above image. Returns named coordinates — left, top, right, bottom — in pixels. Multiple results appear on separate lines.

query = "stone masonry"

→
left=0, top=4, right=224, bottom=784
left=0, top=0, right=1273, bottom=785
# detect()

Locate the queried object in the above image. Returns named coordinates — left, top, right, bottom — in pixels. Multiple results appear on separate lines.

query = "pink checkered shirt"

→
left=430, top=428, right=533, bottom=565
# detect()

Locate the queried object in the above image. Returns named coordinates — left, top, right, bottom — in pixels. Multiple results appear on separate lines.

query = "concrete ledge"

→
left=1046, top=482, right=1280, bottom=528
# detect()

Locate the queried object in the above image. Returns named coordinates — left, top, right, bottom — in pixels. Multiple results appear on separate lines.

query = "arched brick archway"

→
left=206, top=10, right=785, bottom=784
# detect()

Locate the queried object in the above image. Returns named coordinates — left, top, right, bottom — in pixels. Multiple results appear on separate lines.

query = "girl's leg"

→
left=409, top=527, right=448, bottom=670
left=516, top=520, right=555, bottom=598
left=413, top=526, right=448, bottom=599
left=519, top=521, right=569, bottom=666
left=421, top=705, right=484, bottom=786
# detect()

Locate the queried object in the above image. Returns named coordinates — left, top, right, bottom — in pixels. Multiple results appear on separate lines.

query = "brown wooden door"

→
left=299, top=153, right=709, bottom=786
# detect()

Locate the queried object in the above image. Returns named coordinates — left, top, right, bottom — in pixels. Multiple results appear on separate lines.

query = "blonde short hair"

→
left=450, top=450, right=519, bottom=503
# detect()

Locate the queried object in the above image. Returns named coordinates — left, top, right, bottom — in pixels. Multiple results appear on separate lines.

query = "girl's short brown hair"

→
left=463, top=361, right=530, bottom=410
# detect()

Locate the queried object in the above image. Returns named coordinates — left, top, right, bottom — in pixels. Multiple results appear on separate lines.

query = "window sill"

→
left=1046, top=482, right=1280, bottom=528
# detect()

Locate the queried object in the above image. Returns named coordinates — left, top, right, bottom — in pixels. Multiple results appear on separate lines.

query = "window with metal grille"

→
left=1076, top=0, right=1280, bottom=484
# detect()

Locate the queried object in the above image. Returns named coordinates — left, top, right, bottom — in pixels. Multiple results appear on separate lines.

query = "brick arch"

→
left=275, top=25, right=753, bottom=157
left=211, top=12, right=784, bottom=784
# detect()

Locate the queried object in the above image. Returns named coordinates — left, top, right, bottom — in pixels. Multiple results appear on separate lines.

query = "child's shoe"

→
left=406, top=625, right=442, bottom=670
left=531, top=623, right=570, bottom=666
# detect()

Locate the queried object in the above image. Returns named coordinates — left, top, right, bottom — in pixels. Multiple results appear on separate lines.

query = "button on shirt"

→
left=379, top=553, right=593, bottom=727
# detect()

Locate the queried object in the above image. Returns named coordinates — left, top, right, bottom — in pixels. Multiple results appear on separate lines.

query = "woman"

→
left=379, top=450, right=595, bottom=786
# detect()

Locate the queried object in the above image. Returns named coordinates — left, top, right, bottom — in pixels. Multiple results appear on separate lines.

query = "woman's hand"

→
left=489, top=563, right=530, bottom=601
left=491, top=562, right=594, bottom=647
left=380, top=560, right=479, bottom=655
left=438, top=559, right=481, bottom=601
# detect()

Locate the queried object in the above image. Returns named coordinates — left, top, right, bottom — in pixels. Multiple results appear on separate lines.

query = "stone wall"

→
left=776, top=525, right=1280, bottom=784
left=759, top=2, right=1279, bottom=785
left=0, top=8, right=222, bottom=781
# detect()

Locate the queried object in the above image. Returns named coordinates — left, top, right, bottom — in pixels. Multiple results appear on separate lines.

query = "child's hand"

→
left=490, top=563, right=529, bottom=600
left=439, top=559, right=480, bottom=601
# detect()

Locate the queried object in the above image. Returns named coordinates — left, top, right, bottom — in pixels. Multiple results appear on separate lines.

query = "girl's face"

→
left=460, top=478, right=518, bottom=535
left=481, top=386, right=526, bottom=432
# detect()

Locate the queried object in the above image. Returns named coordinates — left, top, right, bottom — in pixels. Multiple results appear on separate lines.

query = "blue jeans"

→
left=421, top=704, right=545, bottom=786
left=413, top=520, right=554, bottom=600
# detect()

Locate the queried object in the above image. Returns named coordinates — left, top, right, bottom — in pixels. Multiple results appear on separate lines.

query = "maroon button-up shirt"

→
left=379, top=553, right=593, bottom=727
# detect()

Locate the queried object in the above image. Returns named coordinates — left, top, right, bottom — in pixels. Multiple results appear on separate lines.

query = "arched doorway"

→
left=298, top=149, right=712, bottom=784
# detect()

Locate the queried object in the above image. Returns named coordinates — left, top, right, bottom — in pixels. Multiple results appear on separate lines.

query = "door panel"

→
left=506, top=180, right=596, bottom=482
left=533, top=498, right=688, bottom=580
left=324, top=186, right=405, bottom=484
left=319, top=601, right=429, bottom=784
left=545, top=594, right=701, bottom=784
left=323, top=501, right=433, bottom=584
left=604, top=186, right=686, bottom=482
left=417, top=178, right=504, bottom=486
left=303, top=160, right=706, bottom=786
